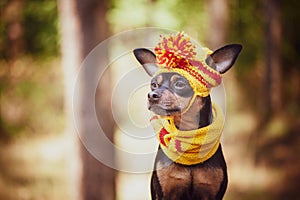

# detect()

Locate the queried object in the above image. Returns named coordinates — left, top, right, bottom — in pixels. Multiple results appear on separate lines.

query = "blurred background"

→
left=0, top=0, right=299, bottom=199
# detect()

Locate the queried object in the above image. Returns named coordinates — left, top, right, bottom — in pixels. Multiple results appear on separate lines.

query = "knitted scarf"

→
left=150, top=103, right=224, bottom=165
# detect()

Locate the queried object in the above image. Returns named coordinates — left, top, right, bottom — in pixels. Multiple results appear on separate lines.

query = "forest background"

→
left=0, top=0, right=299, bottom=199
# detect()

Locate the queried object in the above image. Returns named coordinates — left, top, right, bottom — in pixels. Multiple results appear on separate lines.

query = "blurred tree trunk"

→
left=0, top=0, right=25, bottom=139
left=205, top=0, right=229, bottom=49
left=264, top=0, right=282, bottom=117
left=58, top=0, right=115, bottom=200
left=2, top=0, right=25, bottom=70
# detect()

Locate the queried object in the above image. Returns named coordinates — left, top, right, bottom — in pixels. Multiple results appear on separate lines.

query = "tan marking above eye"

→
left=170, top=74, right=180, bottom=83
left=156, top=74, right=163, bottom=85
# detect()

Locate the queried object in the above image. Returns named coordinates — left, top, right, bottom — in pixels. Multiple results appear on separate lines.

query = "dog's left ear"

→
left=205, top=44, right=242, bottom=74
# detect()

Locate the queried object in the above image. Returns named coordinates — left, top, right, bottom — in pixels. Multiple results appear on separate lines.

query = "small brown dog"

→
left=134, top=32, right=242, bottom=200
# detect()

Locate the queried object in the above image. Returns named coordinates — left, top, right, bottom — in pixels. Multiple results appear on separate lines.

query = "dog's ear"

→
left=205, top=44, right=242, bottom=74
left=133, top=48, right=159, bottom=76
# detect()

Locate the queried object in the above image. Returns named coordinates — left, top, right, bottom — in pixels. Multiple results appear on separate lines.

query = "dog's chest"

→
left=156, top=160, right=191, bottom=196
left=155, top=160, right=224, bottom=197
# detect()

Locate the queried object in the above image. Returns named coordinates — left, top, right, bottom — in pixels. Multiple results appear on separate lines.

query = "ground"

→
left=0, top=113, right=300, bottom=200
left=0, top=134, right=71, bottom=200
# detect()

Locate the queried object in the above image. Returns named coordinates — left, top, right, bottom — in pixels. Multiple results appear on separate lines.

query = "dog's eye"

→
left=151, top=82, right=159, bottom=89
left=174, top=81, right=186, bottom=89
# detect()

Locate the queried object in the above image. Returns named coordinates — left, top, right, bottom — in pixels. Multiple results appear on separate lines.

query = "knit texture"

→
left=150, top=103, right=225, bottom=165
left=154, top=32, right=222, bottom=97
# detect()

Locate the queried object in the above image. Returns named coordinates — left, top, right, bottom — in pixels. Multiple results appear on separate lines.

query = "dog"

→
left=134, top=32, right=242, bottom=200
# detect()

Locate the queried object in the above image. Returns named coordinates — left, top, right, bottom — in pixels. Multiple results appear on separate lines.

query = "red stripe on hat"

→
left=189, top=60, right=222, bottom=87
left=179, top=65, right=208, bottom=87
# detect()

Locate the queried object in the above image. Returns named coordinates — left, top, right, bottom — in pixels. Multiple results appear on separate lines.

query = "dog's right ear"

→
left=205, top=44, right=242, bottom=74
left=133, top=48, right=159, bottom=77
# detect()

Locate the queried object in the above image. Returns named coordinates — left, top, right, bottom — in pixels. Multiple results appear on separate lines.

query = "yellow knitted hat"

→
left=154, top=32, right=222, bottom=97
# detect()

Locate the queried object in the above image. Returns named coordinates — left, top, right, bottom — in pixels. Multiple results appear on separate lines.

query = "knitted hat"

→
left=154, top=32, right=222, bottom=97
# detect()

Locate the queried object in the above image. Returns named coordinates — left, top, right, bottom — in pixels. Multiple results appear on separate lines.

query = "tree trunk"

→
left=264, top=0, right=282, bottom=117
left=58, top=0, right=115, bottom=199
left=205, top=0, right=229, bottom=49
left=0, top=0, right=25, bottom=140
left=2, top=0, right=25, bottom=70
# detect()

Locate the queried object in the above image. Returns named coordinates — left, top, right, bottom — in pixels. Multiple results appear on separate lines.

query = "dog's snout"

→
left=148, top=91, right=161, bottom=101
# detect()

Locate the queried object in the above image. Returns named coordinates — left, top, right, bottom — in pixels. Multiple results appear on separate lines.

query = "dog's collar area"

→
left=150, top=103, right=224, bottom=165
left=181, top=90, right=211, bottom=115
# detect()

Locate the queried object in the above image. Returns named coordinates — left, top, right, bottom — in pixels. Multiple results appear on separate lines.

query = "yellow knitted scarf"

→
left=150, top=103, right=224, bottom=165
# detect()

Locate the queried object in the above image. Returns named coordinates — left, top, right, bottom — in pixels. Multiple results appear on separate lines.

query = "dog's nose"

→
left=148, top=91, right=161, bottom=101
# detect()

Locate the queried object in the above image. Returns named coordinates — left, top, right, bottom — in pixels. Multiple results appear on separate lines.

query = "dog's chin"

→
left=148, top=104, right=181, bottom=116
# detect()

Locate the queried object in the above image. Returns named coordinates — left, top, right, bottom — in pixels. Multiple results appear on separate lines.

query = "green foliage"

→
left=281, top=0, right=300, bottom=72
left=0, top=1, right=8, bottom=59
left=23, top=0, right=59, bottom=58
left=108, top=0, right=207, bottom=42
left=0, top=0, right=59, bottom=59
left=228, top=0, right=265, bottom=74
left=165, top=0, right=206, bottom=41
left=0, top=58, right=65, bottom=140
left=227, top=0, right=300, bottom=114
left=108, top=0, right=149, bottom=30
left=108, top=0, right=180, bottom=32
left=0, top=1, right=61, bottom=139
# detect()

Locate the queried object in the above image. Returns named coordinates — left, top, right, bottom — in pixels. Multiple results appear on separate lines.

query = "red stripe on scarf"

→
left=175, top=140, right=183, bottom=152
left=159, top=128, right=170, bottom=146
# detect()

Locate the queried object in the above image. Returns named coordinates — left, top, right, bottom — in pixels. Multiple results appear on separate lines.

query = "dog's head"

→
left=134, top=34, right=242, bottom=116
